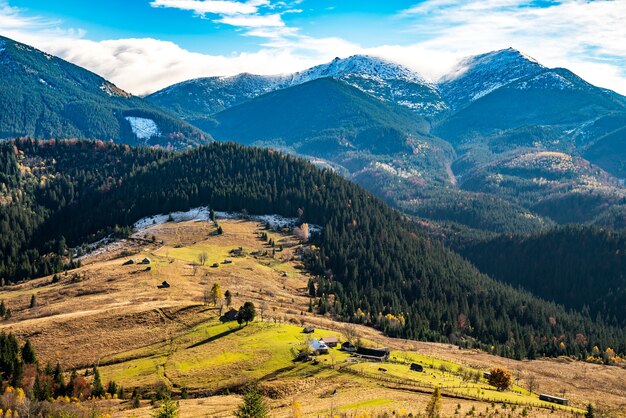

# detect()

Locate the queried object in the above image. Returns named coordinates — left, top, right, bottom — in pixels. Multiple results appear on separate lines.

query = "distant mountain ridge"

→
left=147, top=55, right=449, bottom=118
left=0, top=35, right=208, bottom=148
left=3, top=36, right=626, bottom=234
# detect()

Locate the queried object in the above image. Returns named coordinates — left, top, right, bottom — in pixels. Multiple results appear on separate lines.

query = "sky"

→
left=1, top=0, right=625, bottom=96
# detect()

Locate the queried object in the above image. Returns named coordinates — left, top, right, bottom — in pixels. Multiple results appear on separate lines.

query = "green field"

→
left=99, top=320, right=349, bottom=391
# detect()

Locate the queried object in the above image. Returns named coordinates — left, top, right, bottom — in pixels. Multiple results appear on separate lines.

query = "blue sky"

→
left=2, top=0, right=626, bottom=95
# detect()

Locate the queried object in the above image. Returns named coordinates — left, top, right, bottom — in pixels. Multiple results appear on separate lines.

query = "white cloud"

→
left=149, top=0, right=257, bottom=16
left=217, top=13, right=284, bottom=27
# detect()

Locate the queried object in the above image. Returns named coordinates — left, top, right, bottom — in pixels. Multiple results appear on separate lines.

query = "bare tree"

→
left=341, top=324, right=358, bottom=344
left=203, top=286, right=211, bottom=305
left=198, top=251, right=208, bottom=266
left=526, top=374, right=538, bottom=394
left=293, top=224, right=309, bottom=242
left=259, top=302, right=267, bottom=322
left=192, top=263, right=199, bottom=276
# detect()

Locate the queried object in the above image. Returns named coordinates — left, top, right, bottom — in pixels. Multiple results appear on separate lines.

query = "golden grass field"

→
left=0, top=218, right=625, bottom=417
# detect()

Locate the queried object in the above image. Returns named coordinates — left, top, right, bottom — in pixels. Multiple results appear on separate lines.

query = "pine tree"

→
left=91, top=366, right=105, bottom=398
left=235, top=387, right=268, bottom=418
left=224, top=290, right=232, bottom=307
left=21, top=340, right=37, bottom=364
left=154, top=397, right=179, bottom=418
left=53, top=362, right=65, bottom=396
left=30, top=294, right=37, bottom=308
left=425, top=387, right=442, bottom=418
left=585, top=404, right=595, bottom=418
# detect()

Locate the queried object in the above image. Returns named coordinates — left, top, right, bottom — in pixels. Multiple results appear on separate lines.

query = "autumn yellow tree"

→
left=290, top=400, right=302, bottom=418
left=210, top=282, right=223, bottom=306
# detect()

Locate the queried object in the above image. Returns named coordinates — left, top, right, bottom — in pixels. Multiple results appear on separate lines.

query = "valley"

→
left=1, top=216, right=623, bottom=417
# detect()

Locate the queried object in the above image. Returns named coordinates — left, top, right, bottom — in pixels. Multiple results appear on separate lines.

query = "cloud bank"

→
left=1, top=0, right=625, bottom=96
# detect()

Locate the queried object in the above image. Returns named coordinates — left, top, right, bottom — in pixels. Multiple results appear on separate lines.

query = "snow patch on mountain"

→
left=125, top=116, right=159, bottom=140
left=133, top=206, right=321, bottom=236
left=286, top=55, right=449, bottom=115
left=439, top=48, right=546, bottom=109
left=516, top=72, right=575, bottom=91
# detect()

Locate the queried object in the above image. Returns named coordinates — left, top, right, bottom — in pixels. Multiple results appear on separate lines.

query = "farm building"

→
left=140, top=257, right=151, bottom=265
left=302, top=326, right=315, bottom=334
left=539, top=394, right=569, bottom=406
left=341, top=341, right=356, bottom=352
left=410, top=363, right=423, bottom=372
left=355, top=347, right=390, bottom=361
left=221, top=308, right=239, bottom=322
left=122, top=259, right=134, bottom=266
left=321, top=336, right=338, bottom=347
left=309, top=339, right=329, bottom=355
left=158, top=281, right=170, bottom=288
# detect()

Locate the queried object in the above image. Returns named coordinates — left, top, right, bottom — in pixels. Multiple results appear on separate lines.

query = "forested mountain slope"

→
left=0, top=35, right=208, bottom=148
left=1, top=139, right=625, bottom=360
left=457, top=226, right=626, bottom=327
left=206, top=77, right=549, bottom=234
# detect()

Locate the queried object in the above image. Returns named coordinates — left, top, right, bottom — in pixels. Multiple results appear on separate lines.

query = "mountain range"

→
left=3, top=33, right=626, bottom=234
left=146, top=48, right=626, bottom=234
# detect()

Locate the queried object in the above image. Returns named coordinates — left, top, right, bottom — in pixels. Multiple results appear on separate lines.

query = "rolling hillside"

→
left=2, top=217, right=620, bottom=416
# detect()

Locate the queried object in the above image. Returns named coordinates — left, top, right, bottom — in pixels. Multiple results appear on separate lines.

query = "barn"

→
left=355, top=347, right=389, bottom=361
left=539, top=394, right=569, bottom=406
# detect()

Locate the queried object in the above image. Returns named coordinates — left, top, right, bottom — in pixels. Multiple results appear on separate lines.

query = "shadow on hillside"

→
left=188, top=326, right=241, bottom=349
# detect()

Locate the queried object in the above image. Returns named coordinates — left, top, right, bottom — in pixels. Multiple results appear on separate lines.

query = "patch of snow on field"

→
left=73, top=236, right=126, bottom=260
left=125, top=116, right=160, bottom=140
left=133, top=206, right=321, bottom=236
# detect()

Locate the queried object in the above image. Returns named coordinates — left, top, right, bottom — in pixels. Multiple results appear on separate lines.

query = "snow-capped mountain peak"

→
left=286, top=55, right=449, bottom=115
left=439, top=48, right=546, bottom=109
left=289, top=55, right=431, bottom=86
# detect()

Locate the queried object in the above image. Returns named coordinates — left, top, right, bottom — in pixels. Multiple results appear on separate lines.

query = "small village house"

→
left=321, top=336, right=338, bottom=348
left=309, top=339, right=329, bottom=355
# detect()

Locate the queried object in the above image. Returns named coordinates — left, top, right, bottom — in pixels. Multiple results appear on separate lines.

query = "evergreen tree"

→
left=21, top=340, right=37, bottom=364
left=425, top=387, right=442, bottom=418
left=237, top=302, right=256, bottom=326
left=224, top=290, right=232, bottom=307
left=154, top=397, right=179, bottom=418
left=91, top=366, right=105, bottom=398
left=235, top=387, right=269, bottom=418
